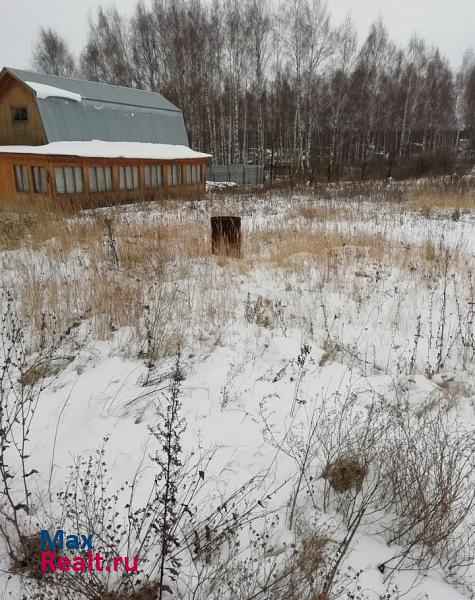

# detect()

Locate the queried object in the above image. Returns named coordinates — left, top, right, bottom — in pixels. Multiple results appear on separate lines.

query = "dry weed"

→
left=297, top=533, right=330, bottom=576
left=408, top=190, right=475, bottom=213
left=292, top=206, right=346, bottom=222
left=322, top=456, right=367, bottom=493
left=319, top=338, right=334, bottom=366
left=101, top=584, right=160, bottom=600
left=11, top=533, right=58, bottom=581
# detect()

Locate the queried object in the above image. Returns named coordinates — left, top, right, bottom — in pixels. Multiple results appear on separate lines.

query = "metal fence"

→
left=207, top=164, right=265, bottom=184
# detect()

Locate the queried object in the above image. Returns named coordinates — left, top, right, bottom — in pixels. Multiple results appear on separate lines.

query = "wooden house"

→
left=0, top=67, right=210, bottom=206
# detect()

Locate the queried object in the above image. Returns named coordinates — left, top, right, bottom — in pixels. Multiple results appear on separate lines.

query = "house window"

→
left=55, top=166, right=84, bottom=194
left=119, top=166, right=139, bottom=190
left=167, top=165, right=182, bottom=186
left=144, top=165, right=162, bottom=188
left=88, top=166, right=113, bottom=192
left=11, top=106, right=28, bottom=122
left=186, top=164, right=201, bottom=184
left=14, top=165, right=29, bottom=192
left=32, top=166, right=48, bottom=194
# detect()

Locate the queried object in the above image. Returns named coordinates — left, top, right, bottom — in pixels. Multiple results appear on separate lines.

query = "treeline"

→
left=33, top=0, right=475, bottom=177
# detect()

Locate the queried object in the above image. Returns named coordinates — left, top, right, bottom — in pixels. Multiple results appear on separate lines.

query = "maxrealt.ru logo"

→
left=40, top=530, right=138, bottom=573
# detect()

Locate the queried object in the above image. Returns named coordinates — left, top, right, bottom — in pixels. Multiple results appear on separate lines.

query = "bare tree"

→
left=244, top=0, right=271, bottom=165
left=32, top=0, right=467, bottom=173
left=130, top=0, right=161, bottom=91
left=32, top=27, right=76, bottom=76
left=80, top=7, right=134, bottom=86
left=458, top=50, right=475, bottom=152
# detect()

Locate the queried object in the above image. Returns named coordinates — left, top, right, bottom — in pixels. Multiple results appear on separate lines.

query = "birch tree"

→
left=33, top=28, right=76, bottom=77
left=80, top=7, right=134, bottom=86
left=244, top=0, right=271, bottom=164
left=33, top=0, right=466, bottom=173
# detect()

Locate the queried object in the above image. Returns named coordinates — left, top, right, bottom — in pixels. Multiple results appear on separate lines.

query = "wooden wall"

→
left=0, top=153, right=207, bottom=207
left=0, top=75, right=47, bottom=146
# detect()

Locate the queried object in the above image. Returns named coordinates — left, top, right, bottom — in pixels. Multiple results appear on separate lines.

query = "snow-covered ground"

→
left=0, top=189, right=474, bottom=599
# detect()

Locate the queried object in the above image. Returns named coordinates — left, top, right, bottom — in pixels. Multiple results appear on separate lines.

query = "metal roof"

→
left=4, top=68, right=189, bottom=146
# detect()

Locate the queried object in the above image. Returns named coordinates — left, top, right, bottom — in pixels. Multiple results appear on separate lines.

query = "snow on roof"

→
left=0, top=141, right=212, bottom=161
left=26, top=81, right=82, bottom=102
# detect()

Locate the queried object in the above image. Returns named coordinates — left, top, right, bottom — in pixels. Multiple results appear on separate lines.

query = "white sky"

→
left=0, top=0, right=473, bottom=71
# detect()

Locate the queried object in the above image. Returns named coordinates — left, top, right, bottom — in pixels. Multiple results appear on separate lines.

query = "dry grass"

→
left=0, top=185, right=471, bottom=362
left=102, top=584, right=160, bottom=600
left=117, top=221, right=208, bottom=271
left=297, top=533, right=330, bottom=576
left=292, top=206, right=347, bottom=222
left=407, top=189, right=475, bottom=213
left=319, top=338, right=334, bottom=366
left=7, top=203, right=465, bottom=357
left=422, top=240, right=437, bottom=263
left=18, top=268, right=192, bottom=355
left=249, top=228, right=386, bottom=260
left=0, top=195, right=95, bottom=251
left=0, top=211, right=103, bottom=253
left=247, top=227, right=389, bottom=283
left=18, top=356, right=73, bottom=386
left=247, top=218, right=464, bottom=285
left=322, top=456, right=367, bottom=493
left=4, top=203, right=235, bottom=357
left=11, top=533, right=58, bottom=581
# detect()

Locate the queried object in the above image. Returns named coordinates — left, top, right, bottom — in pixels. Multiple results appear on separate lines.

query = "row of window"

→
left=15, top=165, right=48, bottom=193
left=14, top=163, right=202, bottom=195
left=187, top=164, right=201, bottom=184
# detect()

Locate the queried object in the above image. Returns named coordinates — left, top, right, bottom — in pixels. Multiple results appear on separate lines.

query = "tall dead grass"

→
left=0, top=187, right=471, bottom=360
left=292, top=206, right=348, bottom=222
left=2, top=204, right=235, bottom=357
left=408, top=188, right=475, bottom=213
left=246, top=223, right=459, bottom=283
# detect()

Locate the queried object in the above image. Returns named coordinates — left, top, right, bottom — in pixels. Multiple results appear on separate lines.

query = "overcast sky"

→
left=0, top=0, right=474, bottom=72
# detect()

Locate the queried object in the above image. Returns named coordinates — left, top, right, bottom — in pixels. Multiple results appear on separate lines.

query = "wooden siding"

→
left=0, top=74, right=47, bottom=145
left=0, top=153, right=207, bottom=207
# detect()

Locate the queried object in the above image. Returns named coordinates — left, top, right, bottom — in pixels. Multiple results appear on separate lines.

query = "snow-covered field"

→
left=0, top=185, right=474, bottom=599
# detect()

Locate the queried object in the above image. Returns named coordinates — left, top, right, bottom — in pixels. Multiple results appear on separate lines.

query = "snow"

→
left=0, top=140, right=212, bottom=160
left=206, top=180, right=238, bottom=190
left=0, top=189, right=474, bottom=598
left=26, top=81, right=82, bottom=102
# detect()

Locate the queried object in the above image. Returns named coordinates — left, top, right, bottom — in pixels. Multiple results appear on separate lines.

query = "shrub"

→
left=322, top=456, right=367, bottom=493
left=101, top=584, right=160, bottom=600
left=10, top=533, right=58, bottom=582
left=297, top=534, right=330, bottom=576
